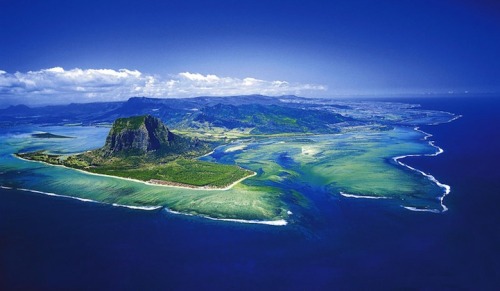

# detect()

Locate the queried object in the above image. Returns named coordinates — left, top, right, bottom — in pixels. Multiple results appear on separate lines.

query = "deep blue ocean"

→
left=1, top=97, right=499, bottom=290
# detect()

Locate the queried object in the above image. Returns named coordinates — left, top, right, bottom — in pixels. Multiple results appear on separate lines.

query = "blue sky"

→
left=1, top=0, right=499, bottom=105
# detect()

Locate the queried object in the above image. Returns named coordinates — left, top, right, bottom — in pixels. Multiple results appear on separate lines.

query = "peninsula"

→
left=7, top=96, right=460, bottom=220
left=17, top=115, right=254, bottom=189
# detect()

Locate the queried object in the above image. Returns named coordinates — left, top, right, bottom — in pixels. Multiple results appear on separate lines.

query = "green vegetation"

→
left=194, top=104, right=349, bottom=134
left=18, top=151, right=65, bottom=164
left=5, top=98, right=456, bottom=220
left=2, top=97, right=460, bottom=221
left=143, top=158, right=252, bottom=187
left=18, top=115, right=254, bottom=189
left=16, top=152, right=253, bottom=188
left=111, top=115, right=148, bottom=131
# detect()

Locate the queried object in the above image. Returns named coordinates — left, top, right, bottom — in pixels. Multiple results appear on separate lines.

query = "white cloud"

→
left=0, top=67, right=327, bottom=105
left=178, top=72, right=220, bottom=83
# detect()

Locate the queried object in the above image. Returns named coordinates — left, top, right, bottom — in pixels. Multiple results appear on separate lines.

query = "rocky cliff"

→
left=103, top=115, right=177, bottom=155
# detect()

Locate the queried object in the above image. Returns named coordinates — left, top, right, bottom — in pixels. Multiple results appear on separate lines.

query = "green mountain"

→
left=16, top=115, right=252, bottom=189
left=101, top=115, right=208, bottom=157
left=194, top=104, right=350, bottom=134
left=103, top=115, right=175, bottom=155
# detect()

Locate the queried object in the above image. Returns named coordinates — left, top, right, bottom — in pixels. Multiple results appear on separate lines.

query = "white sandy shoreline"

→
left=9, top=156, right=288, bottom=226
left=196, top=149, right=216, bottom=159
left=14, top=154, right=256, bottom=191
left=11, top=114, right=460, bottom=219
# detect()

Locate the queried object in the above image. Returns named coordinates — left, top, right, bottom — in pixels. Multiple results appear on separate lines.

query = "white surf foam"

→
left=402, top=206, right=441, bottom=213
left=16, top=187, right=100, bottom=203
left=111, top=203, right=162, bottom=211
left=430, top=114, right=463, bottom=125
left=164, top=208, right=287, bottom=226
left=3, top=186, right=162, bottom=211
left=339, top=192, right=390, bottom=199
left=392, top=126, right=452, bottom=213
left=447, top=114, right=463, bottom=123
left=206, top=217, right=288, bottom=226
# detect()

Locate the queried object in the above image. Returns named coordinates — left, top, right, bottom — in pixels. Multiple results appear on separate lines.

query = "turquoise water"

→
left=0, top=123, right=447, bottom=221
left=3, top=98, right=497, bottom=289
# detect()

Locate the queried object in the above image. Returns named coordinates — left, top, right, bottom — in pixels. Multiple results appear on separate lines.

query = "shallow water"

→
left=1, top=97, right=498, bottom=289
left=1, top=121, right=447, bottom=222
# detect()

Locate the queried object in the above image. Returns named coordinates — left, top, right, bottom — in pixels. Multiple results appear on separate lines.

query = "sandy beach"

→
left=14, top=154, right=256, bottom=191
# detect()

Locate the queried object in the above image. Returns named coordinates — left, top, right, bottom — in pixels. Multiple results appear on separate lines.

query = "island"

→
left=32, top=132, right=74, bottom=139
left=17, top=115, right=254, bottom=189
left=4, top=96, right=461, bottom=222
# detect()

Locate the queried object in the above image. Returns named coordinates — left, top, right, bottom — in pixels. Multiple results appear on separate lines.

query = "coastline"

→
left=10, top=155, right=288, bottom=225
left=340, top=114, right=461, bottom=212
left=0, top=185, right=287, bottom=226
left=10, top=113, right=461, bottom=219
left=391, top=123, right=456, bottom=212
left=14, top=154, right=256, bottom=191
left=147, top=171, right=257, bottom=191
left=196, top=148, right=216, bottom=159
